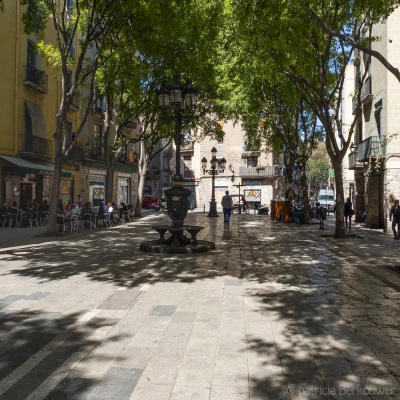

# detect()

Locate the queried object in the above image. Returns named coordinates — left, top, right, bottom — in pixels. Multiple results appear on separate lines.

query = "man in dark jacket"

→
left=344, top=197, right=353, bottom=230
left=221, top=191, right=233, bottom=225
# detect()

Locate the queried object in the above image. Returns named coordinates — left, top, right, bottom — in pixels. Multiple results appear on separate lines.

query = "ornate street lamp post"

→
left=202, top=147, right=226, bottom=217
left=156, top=76, right=197, bottom=227
left=140, top=76, right=215, bottom=253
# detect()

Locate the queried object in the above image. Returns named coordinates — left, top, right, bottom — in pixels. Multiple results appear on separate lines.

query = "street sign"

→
left=182, top=182, right=197, bottom=186
left=244, top=181, right=261, bottom=186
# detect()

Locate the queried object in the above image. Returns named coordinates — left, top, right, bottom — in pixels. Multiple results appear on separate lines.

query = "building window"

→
left=374, top=100, right=382, bottom=138
left=246, top=156, right=258, bottom=167
left=357, top=121, right=362, bottom=144
left=183, top=155, right=192, bottom=178
left=66, top=69, right=73, bottom=92
left=216, top=120, right=224, bottom=143
left=93, top=88, right=105, bottom=114
left=183, top=155, right=192, bottom=169
left=92, top=123, right=104, bottom=158
left=183, top=129, right=192, bottom=144
left=27, top=41, right=37, bottom=68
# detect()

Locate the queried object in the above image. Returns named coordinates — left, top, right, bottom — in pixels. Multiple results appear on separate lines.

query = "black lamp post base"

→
left=207, top=201, right=218, bottom=217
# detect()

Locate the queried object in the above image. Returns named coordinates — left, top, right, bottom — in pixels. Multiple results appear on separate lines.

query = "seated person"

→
left=81, top=202, right=94, bottom=215
left=71, top=203, right=81, bottom=215
left=81, top=202, right=95, bottom=227
left=8, top=202, right=18, bottom=214
left=1, top=201, right=9, bottom=213
left=38, top=200, right=50, bottom=214
left=97, top=201, right=109, bottom=226
left=98, top=201, right=108, bottom=216
left=57, top=199, right=65, bottom=214
left=119, top=202, right=128, bottom=219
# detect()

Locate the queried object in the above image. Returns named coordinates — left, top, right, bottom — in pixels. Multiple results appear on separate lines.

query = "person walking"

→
left=241, top=196, right=248, bottom=213
left=221, top=190, right=233, bottom=225
left=390, top=199, right=400, bottom=239
left=344, top=197, right=353, bottom=230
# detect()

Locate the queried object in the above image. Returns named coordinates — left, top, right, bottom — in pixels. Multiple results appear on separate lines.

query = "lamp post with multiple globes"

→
left=201, top=147, right=226, bottom=217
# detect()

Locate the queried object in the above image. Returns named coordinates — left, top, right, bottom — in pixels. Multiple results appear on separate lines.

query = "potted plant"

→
left=255, top=164, right=265, bottom=171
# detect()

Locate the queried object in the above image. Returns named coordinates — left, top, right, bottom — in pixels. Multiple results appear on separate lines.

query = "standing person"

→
left=390, top=199, right=400, bottom=239
left=221, top=190, right=233, bottom=225
left=344, top=197, right=353, bottom=230
left=77, top=194, right=83, bottom=208
left=241, top=196, right=248, bottom=213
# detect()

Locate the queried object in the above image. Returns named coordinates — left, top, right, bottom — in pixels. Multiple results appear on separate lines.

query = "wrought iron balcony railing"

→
left=357, top=136, right=385, bottom=162
left=181, top=142, right=194, bottom=152
left=348, top=151, right=364, bottom=170
left=88, top=144, right=105, bottom=160
left=361, top=76, right=372, bottom=104
left=66, top=146, right=84, bottom=163
left=239, top=166, right=276, bottom=177
left=20, top=134, right=52, bottom=158
left=243, top=144, right=260, bottom=151
left=24, top=65, right=48, bottom=93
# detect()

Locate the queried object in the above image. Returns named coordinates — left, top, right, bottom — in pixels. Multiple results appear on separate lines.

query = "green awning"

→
left=0, top=155, right=72, bottom=177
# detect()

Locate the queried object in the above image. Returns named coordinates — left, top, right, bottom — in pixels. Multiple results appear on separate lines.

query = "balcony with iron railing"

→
left=24, top=65, right=48, bottom=93
left=66, top=146, right=84, bottom=163
left=68, top=92, right=79, bottom=111
left=348, top=151, right=364, bottom=170
left=92, top=97, right=105, bottom=115
left=352, top=96, right=358, bottom=115
left=20, top=134, right=52, bottom=159
left=88, top=144, right=105, bottom=160
left=117, top=149, right=138, bottom=164
left=357, top=136, right=385, bottom=162
left=239, top=166, right=276, bottom=178
left=181, top=141, right=194, bottom=152
left=243, top=144, right=260, bottom=151
left=361, top=76, right=372, bottom=104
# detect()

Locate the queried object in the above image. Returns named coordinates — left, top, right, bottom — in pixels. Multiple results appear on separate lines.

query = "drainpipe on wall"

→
left=14, top=2, right=20, bottom=153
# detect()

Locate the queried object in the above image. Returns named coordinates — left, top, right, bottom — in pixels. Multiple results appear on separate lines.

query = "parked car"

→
left=142, top=195, right=160, bottom=210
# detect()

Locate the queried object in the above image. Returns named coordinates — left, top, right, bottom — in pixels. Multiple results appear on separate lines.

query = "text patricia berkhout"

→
left=288, top=384, right=395, bottom=396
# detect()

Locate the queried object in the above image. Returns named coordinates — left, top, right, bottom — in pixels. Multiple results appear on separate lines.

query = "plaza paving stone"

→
left=0, top=211, right=399, bottom=399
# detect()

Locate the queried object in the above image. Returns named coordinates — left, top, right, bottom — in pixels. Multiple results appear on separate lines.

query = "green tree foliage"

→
left=306, top=143, right=330, bottom=189
left=20, top=0, right=121, bottom=235
left=301, top=0, right=400, bottom=82
left=224, top=0, right=370, bottom=237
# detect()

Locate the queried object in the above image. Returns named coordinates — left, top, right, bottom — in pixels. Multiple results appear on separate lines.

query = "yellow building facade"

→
left=0, top=1, right=138, bottom=210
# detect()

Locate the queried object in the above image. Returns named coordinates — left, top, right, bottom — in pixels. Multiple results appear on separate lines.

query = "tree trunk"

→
left=46, top=128, right=63, bottom=236
left=332, top=158, right=346, bottom=238
left=105, top=167, right=115, bottom=206
left=134, top=172, right=146, bottom=217
left=300, top=167, right=310, bottom=223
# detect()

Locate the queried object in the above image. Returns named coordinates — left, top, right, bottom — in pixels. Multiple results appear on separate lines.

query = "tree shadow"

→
left=0, top=309, right=130, bottom=399
left=1, top=213, right=400, bottom=398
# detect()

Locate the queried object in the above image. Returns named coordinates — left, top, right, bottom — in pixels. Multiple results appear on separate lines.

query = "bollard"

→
left=204, top=204, right=206, bottom=213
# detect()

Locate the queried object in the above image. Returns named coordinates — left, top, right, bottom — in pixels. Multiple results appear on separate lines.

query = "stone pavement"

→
left=0, top=211, right=400, bottom=400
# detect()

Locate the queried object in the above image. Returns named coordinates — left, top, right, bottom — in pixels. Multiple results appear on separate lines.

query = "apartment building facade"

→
left=349, top=7, right=400, bottom=228
left=0, top=1, right=139, bottom=209
left=146, top=120, right=279, bottom=209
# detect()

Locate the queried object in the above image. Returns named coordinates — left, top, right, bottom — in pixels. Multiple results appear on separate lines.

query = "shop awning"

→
left=0, top=155, right=72, bottom=177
